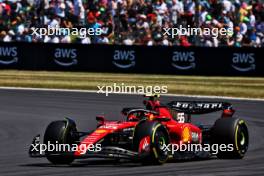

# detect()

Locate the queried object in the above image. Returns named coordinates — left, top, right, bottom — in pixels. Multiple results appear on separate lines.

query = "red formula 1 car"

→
left=29, top=95, right=249, bottom=165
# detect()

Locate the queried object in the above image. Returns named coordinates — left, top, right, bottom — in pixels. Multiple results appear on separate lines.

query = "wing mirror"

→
left=222, top=108, right=235, bottom=118
left=96, top=115, right=105, bottom=127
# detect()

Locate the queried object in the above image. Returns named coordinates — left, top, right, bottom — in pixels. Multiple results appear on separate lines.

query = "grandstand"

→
left=0, top=0, right=263, bottom=47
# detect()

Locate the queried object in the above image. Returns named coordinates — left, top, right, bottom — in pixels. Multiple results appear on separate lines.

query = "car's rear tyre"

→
left=211, top=118, right=248, bottom=159
left=44, top=120, right=77, bottom=164
left=133, top=121, right=170, bottom=165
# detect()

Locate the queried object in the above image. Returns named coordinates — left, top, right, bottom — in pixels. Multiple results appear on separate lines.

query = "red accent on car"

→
left=222, top=109, right=235, bottom=118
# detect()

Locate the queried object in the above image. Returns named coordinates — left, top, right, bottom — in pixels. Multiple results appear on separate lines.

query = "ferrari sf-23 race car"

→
left=29, top=95, right=249, bottom=165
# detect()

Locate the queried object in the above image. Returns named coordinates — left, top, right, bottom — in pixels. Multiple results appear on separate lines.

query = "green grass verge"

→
left=0, top=70, right=264, bottom=98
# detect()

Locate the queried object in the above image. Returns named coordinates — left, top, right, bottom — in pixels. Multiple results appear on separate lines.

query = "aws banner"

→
left=0, top=42, right=262, bottom=76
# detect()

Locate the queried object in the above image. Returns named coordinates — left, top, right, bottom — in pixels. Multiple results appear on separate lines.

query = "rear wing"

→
left=167, top=101, right=233, bottom=115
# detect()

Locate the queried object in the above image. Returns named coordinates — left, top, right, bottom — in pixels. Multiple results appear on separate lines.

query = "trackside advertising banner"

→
left=0, top=42, right=262, bottom=76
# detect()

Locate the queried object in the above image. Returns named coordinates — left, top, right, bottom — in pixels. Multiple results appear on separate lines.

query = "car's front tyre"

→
left=44, top=120, right=77, bottom=164
left=133, top=121, right=170, bottom=165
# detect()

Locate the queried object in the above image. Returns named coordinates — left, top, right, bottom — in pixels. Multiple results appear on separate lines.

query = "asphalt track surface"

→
left=0, top=89, right=263, bottom=176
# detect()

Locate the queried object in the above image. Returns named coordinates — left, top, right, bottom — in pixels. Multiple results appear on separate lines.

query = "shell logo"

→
left=95, top=129, right=107, bottom=134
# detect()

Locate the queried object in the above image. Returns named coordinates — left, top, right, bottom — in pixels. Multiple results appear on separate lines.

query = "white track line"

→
left=0, top=86, right=263, bottom=102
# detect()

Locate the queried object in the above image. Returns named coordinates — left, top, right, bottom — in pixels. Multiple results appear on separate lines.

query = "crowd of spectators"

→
left=0, top=0, right=263, bottom=47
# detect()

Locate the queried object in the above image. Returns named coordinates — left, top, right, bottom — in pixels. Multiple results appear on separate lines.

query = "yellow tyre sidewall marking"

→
left=235, top=125, right=239, bottom=152
left=235, top=120, right=246, bottom=155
